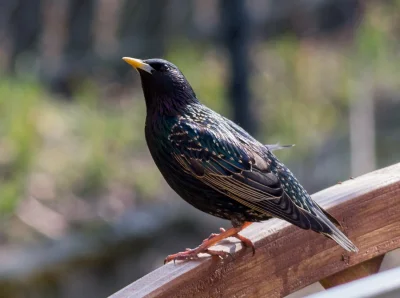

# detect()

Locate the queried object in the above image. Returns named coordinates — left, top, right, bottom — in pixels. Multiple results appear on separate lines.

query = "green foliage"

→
left=253, top=3, right=400, bottom=160
left=166, top=40, right=228, bottom=114
left=0, top=78, right=162, bottom=214
left=0, top=80, right=40, bottom=212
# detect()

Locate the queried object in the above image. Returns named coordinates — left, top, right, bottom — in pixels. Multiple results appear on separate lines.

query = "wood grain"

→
left=110, top=163, right=400, bottom=298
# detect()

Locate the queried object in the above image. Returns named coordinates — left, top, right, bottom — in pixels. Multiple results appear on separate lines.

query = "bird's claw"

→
left=164, top=249, right=200, bottom=264
left=164, top=247, right=232, bottom=264
left=164, top=223, right=254, bottom=264
left=233, top=233, right=256, bottom=256
left=204, top=249, right=234, bottom=260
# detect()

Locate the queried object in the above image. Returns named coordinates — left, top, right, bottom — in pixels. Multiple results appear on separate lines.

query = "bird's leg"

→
left=204, top=227, right=227, bottom=242
left=164, top=222, right=254, bottom=264
left=205, top=226, right=255, bottom=255
left=233, top=232, right=256, bottom=255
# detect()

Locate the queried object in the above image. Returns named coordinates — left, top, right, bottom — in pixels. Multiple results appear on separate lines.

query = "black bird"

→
left=123, top=57, right=358, bottom=263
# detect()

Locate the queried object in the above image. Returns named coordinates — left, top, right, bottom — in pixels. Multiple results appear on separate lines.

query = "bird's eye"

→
left=149, top=62, right=170, bottom=72
left=159, top=64, right=169, bottom=72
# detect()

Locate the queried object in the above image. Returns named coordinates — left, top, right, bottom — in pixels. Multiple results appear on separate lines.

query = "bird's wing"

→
left=168, top=119, right=323, bottom=230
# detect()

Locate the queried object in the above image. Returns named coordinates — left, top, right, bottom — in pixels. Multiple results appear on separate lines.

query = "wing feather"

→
left=169, top=119, right=315, bottom=228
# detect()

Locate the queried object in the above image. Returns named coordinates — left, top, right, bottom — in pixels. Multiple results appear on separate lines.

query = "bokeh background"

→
left=0, top=0, right=399, bottom=297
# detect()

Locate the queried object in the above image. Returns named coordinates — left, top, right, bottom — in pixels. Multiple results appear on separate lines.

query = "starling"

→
left=123, top=57, right=358, bottom=263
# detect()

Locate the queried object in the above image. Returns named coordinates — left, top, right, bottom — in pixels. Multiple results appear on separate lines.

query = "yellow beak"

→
left=122, top=57, right=154, bottom=74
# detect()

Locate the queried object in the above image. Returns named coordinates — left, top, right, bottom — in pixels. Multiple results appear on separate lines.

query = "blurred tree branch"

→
left=220, top=0, right=257, bottom=135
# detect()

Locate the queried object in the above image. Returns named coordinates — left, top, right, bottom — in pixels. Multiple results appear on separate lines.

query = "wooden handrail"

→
left=110, top=163, right=400, bottom=298
left=308, top=266, right=400, bottom=298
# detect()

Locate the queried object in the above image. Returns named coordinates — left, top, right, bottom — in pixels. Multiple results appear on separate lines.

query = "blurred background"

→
left=0, top=0, right=399, bottom=297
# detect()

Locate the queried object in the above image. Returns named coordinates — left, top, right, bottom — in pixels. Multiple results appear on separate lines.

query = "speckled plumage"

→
left=130, top=58, right=357, bottom=253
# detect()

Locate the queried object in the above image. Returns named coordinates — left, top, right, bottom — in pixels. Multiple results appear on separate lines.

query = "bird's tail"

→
left=274, top=192, right=358, bottom=252
left=314, top=208, right=358, bottom=252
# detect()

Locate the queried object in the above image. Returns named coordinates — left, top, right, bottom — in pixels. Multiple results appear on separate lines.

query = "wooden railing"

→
left=110, top=163, right=400, bottom=298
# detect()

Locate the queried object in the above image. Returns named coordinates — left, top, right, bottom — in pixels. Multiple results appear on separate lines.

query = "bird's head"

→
left=123, top=57, right=197, bottom=113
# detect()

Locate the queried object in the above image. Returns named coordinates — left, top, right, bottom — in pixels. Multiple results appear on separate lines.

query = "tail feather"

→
left=275, top=193, right=358, bottom=252
left=315, top=202, right=342, bottom=228
left=327, top=231, right=359, bottom=252
left=314, top=209, right=358, bottom=252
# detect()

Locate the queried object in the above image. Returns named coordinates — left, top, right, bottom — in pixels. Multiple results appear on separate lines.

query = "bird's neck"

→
left=144, top=99, right=186, bottom=142
left=145, top=94, right=199, bottom=119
